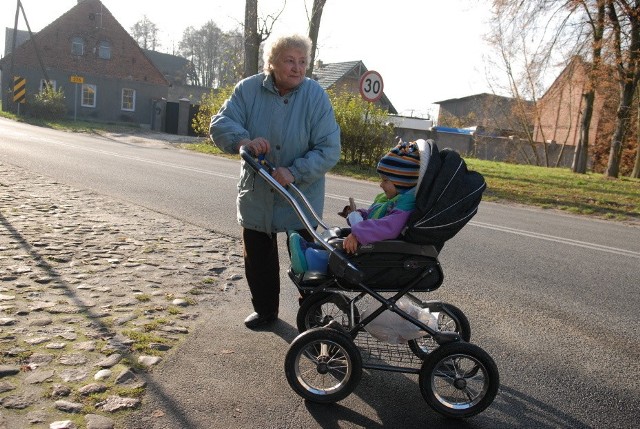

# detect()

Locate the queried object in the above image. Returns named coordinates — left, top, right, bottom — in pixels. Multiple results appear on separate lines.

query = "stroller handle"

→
left=239, top=147, right=363, bottom=281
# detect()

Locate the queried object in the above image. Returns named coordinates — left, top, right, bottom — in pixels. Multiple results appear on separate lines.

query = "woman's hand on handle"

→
left=238, top=138, right=270, bottom=156
left=272, top=167, right=295, bottom=187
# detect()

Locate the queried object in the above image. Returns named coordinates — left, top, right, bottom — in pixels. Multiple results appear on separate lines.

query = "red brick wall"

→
left=534, top=57, right=609, bottom=148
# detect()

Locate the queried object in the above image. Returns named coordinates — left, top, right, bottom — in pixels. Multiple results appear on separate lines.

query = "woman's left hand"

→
left=272, top=167, right=295, bottom=187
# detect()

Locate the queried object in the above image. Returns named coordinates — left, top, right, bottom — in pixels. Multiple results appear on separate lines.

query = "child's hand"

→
left=342, top=233, right=359, bottom=254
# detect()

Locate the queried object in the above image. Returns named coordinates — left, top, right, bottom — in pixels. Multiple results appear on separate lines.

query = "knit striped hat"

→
left=376, top=141, right=421, bottom=190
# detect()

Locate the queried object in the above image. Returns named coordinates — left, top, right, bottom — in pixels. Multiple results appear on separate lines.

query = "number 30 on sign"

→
left=359, top=70, right=384, bottom=103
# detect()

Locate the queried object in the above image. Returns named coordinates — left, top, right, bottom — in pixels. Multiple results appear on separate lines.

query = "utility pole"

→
left=6, top=0, right=51, bottom=112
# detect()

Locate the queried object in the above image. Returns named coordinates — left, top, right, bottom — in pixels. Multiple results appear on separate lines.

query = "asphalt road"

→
left=1, top=118, right=639, bottom=428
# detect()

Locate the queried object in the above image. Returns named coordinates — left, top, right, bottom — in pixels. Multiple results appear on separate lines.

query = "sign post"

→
left=70, top=75, right=84, bottom=121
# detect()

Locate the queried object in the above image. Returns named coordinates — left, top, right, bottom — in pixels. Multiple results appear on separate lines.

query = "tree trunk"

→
left=306, top=0, right=327, bottom=78
left=604, top=0, right=639, bottom=178
left=243, top=0, right=259, bottom=78
left=632, top=88, right=640, bottom=177
left=573, top=90, right=594, bottom=173
left=632, top=137, right=640, bottom=177
left=605, top=84, right=634, bottom=177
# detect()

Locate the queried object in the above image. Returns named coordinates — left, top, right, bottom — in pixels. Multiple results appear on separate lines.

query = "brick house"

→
left=0, top=0, right=169, bottom=126
left=533, top=56, right=616, bottom=148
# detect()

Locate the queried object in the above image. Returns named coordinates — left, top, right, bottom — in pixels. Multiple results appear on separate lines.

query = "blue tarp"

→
left=432, top=126, right=474, bottom=135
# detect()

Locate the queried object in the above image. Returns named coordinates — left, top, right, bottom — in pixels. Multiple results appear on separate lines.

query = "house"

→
left=533, top=55, right=615, bottom=148
left=435, top=93, right=534, bottom=137
left=142, top=49, right=211, bottom=103
left=0, top=0, right=169, bottom=126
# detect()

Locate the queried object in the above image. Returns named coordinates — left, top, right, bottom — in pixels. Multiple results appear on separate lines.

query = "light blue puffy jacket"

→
left=210, top=73, right=341, bottom=234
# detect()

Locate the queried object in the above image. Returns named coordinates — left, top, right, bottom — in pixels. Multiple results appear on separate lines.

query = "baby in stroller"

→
left=288, top=140, right=424, bottom=274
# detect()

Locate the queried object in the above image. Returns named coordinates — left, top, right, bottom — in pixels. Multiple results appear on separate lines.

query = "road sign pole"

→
left=70, top=75, right=84, bottom=121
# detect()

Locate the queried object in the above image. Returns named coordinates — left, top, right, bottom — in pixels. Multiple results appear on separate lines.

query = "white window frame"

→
left=71, top=37, right=84, bottom=56
left=40, top=79, right=57, bottom=92
left=81, top=84, right=97, bottom=108
left=98, top=41, right=111, bottom=59
left=121, top=88, right=136, bottom=111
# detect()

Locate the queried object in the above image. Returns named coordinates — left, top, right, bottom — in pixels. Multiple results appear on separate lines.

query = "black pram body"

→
left=324, top=140, right=486, bottom=292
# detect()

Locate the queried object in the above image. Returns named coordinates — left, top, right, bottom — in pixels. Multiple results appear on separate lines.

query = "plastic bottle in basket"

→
left=362, top=297, right=438, bottom=344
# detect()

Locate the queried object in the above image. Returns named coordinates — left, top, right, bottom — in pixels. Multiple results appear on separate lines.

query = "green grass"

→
left=466, top=158, right=639, bottom=222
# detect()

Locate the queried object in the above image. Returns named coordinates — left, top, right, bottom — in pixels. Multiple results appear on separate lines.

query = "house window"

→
left=40, top=79, right=57, bottom=92
left=121, top=88, right=136, bottom=111
left=81, top=84, right=96, bottom=107
left=97, top=40, right=111, bottom=59
left=71, top=37, right=84, bottom=55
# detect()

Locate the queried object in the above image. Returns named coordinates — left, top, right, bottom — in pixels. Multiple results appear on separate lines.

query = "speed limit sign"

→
left=359, top=70, right=384, bottom=102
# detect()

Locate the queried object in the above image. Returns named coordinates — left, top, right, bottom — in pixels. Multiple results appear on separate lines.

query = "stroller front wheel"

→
left=284, top=327, right=362, bottom=403
left=419, top=341, right=499, bottom=418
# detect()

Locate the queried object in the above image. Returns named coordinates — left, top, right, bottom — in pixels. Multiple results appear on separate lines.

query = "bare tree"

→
left=572, top=0, right=606, bottom=174
left=243, top=0, right=259, bottom=77
left=487, top=0, right=583, bottom=166
left=131, top=15, right=160, bottom=51
left=179, top=22, right=243, bottom=88
left=633, top=85, right=640, bottom=177
left=604, top=0, right=640, bottom=178
left=306, top=0, right=327, bottom=77
left=487, top=0, right=640, bottom=176
left=243, top=0, right=286, bottom=78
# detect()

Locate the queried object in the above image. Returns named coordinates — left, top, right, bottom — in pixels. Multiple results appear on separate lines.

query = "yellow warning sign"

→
left=13, top=76, right=26, bottom=103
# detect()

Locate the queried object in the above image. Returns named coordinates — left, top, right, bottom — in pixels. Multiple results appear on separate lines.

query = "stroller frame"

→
left=240, top=148, right=499, bottom=419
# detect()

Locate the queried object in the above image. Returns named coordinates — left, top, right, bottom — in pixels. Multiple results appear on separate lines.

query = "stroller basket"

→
left=355, top=331, right=424, bottom=373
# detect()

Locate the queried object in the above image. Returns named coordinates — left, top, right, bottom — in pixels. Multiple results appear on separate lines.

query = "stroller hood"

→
left=402, top=141, right=486, bottom=250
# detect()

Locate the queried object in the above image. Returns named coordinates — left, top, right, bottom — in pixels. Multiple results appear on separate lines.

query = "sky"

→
left=1, top=0, right=495, bottom=119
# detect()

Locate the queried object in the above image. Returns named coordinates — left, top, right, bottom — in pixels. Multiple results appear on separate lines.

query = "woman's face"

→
left=379, top=177, right=398, bottom=199
left=271, top=48, right=306, bottom=95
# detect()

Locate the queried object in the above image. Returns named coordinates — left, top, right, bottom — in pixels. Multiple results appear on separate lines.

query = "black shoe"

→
left=244, top=312, right=278, bottom=329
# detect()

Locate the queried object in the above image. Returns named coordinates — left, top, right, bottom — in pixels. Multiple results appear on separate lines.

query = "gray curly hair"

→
left=263, top=34, right=312, bottom=74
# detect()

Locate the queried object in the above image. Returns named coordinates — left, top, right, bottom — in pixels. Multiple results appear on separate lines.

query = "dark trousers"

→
left=242, top=227, right=314, bottom=315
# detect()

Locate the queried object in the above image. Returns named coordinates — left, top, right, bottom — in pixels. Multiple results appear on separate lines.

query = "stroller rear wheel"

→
left=284, top=327, right=362, bottom=403
left=297, top=292, right=358, bottom=332
left=419, top=341, right=499, bottom=418
left=408, top=303, right=470, bottom=359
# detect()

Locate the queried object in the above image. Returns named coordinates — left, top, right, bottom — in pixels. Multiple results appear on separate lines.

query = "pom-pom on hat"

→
left=376, top=141, right=421, bottom=190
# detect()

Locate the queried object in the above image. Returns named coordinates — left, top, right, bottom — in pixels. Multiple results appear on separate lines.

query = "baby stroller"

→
left=240, top=140, right=499, bottom=419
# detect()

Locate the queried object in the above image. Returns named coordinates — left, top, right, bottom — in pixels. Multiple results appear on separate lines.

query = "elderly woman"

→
left=210, top=34, right=341, bottom=329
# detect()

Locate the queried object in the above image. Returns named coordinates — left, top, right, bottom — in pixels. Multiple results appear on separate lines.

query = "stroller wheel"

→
left=419, top=341, right=499, bottom=418
left=408, top=303, right=471, bottom=359
left=297, top=292, right=358, bottom=332
left=284, top=327, right=362, bottom=403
